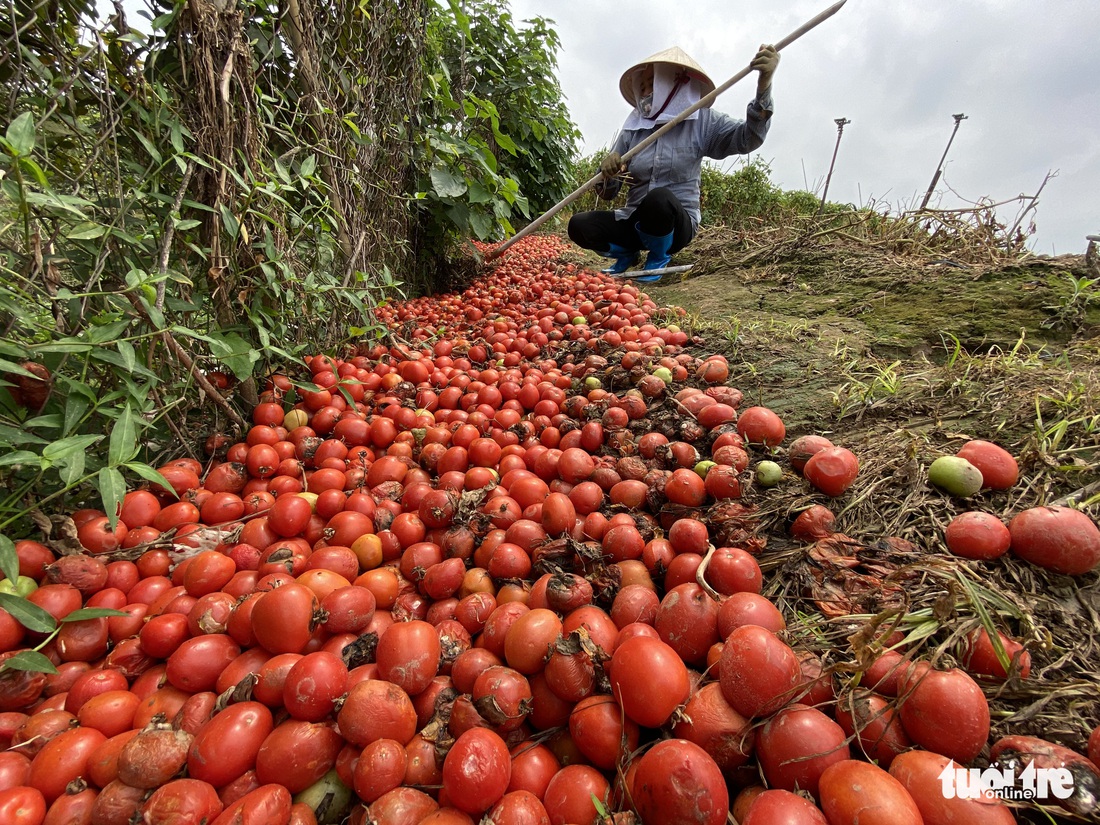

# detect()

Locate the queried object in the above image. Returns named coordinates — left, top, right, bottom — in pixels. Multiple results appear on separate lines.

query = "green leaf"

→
left=0, top=535, right=18, bottom=584
left=109, top=405, right=139, bottom=466
left=62, top=607, right=129, bottom=622
left=430, top=167, right=467, bottom=199
left=173, top=219, right=201, bottom=231
left=300, top=155, right=317, bottom=177
left=207, top=331, right=259, bottom=381
left=6, top=112, right=35, bottom=157
left=116, top=340, right=136, bottom=374
left=67, top=223, right=107, bottom=240
left=58, top=450, right=85, bottom=486
left=125, top=462, right=176, bottom=496
left=133, top=131, right=162, bottom=163
left=0, top=592, right=57, bottom=633
left=0, top=451, right=40, bottom=468
left=99, top=467, right=126, bottom=526
left=42, top=434, right=102, bottom=461
left=219, top=205, right=240, bottom=239
left=1, top=650, right=57, bottom=674
left=62, top=393, right=91, bottom=437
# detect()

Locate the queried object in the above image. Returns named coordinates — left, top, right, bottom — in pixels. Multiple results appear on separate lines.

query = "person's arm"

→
left=704, top=44, right=778, bottom=158
left=594, top=132, right=631, bottom=200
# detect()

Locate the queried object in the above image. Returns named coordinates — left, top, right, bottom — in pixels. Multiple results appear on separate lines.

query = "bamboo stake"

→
left=484, top=0, right=849, bottom=261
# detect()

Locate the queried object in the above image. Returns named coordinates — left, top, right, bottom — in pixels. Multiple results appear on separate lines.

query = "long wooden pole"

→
left=485, top=0, right=848, bottom=261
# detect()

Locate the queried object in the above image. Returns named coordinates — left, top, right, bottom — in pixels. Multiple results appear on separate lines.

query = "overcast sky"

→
left=510, top=0, right=1099, bottom=256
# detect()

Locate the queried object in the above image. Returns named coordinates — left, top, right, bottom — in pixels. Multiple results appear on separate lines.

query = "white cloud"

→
left=511, top=0, right=1100, bottom=255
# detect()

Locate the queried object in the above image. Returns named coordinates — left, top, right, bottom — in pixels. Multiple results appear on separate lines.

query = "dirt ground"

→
left=576, top=233, right=1100, bottom=823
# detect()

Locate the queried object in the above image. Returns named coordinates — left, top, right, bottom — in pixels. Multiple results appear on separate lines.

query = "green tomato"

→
left=755, top=460, right=784, bottom=487
left=584, top=376, right=602, bottom=390
left=694, top=460, right=716, bottom=479
left=0, top=575, right=39, bottom=598
left=652, top=367, right=673, bottom=384
left=572, top=317, right=586, bottom=326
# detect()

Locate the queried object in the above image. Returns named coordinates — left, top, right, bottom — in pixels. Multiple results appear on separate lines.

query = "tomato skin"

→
left=898, top=665, right=990, bottom=764
left=607, top=636, right=690, bottom=729
left=441, top=728, right=512, bottom=815
left=741, top=789, right=828, bottom=824
left=944, top=511, right=1011, bottom=560
left=1008, top=505, right=1100, bottom=575
left=251, top=584, right=318, bottom=655
left=165, top=633, right=242, bottom=693
left=818, top=760, right=922, bottom=825
left=141, top=778, right=223, bottom=825
left=956, top=440, right=1019, bottom=489
left=888, top=749, right=1018, bottom=825
left=210, top=784, right=292, bottom=825
left=755, top=704, right=850, bottom=799
left=43, top=786, right=96, bottom=825
left=188, top=702, right=274, bottom=788
left=0, top=786, right=47, bottom=825
left=719, top=625, right=802, bottom=719
left=255, top=720, right=343, bottom=794
left=27, top=726, right=107, bottom=803
left=803, top=447, right=859, bottom=497
left=282, top=652, right=349, bottom=722
left=338, top=680, right=418, bottom=747
left=632, top=739, right=729, bottom=825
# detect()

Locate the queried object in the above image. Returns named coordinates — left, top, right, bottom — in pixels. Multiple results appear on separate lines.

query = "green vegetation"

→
left=0, top=0, right=576, bottom=549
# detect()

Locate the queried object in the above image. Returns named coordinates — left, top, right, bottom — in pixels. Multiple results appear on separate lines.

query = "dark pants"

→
left=568, top=187, right=695, bottom=254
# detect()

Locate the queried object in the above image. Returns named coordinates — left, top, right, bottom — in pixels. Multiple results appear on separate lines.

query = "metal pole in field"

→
left=817, top=117, right=850, bottom=215
left=918, top=113, right=967, bottom=211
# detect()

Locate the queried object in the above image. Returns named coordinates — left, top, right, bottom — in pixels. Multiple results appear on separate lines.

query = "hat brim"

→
left=619, top=47, right=716, bottom=107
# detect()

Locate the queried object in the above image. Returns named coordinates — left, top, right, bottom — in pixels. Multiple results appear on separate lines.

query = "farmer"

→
left=568, top=45, right=779, bottom=281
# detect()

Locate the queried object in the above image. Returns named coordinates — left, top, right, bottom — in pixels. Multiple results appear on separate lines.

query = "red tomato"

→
left=255, top=720, right=342, bottom=794
left=803, top=446, right=859, bottom=497
left=719, top=625, right=801, bottom=719
left=165, top=634, right=241, bottom=693
left=542, top=765, right=608, bottom=825
left=898, top=665, right=989, bottom=763
left=0, top=787, right=47, bottom=825
left=741, top=789, right=828, bottom=824
left=188, top=702, right=274, bottom=788
left=338, top=680, right=417, bottom=747
left=27, top=726, right=107, bottom=803
left=632, top=739, right=729, bottom=825
left=888, top=749, right=1018, bottom=825
left=442, top=728, right=512, bottom=815
left=736, top=406, right=785, bottom=447
left=141, top=778, right=223, bottom=825
left=755, top=704, right=850, bottom=799
left=818, top=760, right=922, bottom=825
left=607, top=636, right=690, bottom=728
left=956, top=440, right=1019, bottom=489
left=210, top=784, right=292, bottom=825
left=672, top=682, right=753, bottom=774
left=375, top=620, right=441, bottom=696
left=1008, top=505, right=1100, bottom=575
left=283, top=652, right=349, bottom=721
left=250, top=583, right=318, bottom=655
left=944, top=511, right=1011, bottom=560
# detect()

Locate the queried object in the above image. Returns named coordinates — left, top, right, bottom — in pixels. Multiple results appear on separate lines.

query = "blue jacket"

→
left=597, top=92, right=774, bottom=229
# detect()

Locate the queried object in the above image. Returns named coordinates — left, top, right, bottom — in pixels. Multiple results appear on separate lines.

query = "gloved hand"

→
left=751, top=44, right=779, bottom=91
left=600, top=152, right=624, bottom=180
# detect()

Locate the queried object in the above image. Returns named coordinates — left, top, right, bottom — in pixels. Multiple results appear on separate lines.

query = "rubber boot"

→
left=635, top=224, right=674, bottom=281
left=600, top=243, right=638, bottom=274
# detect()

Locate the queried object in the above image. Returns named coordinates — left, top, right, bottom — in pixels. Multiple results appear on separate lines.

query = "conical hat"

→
left=619, top=46, right=716, bottom=106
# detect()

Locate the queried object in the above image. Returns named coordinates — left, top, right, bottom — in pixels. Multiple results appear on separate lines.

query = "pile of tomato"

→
left=2, top=234, right=1100, bottom=825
